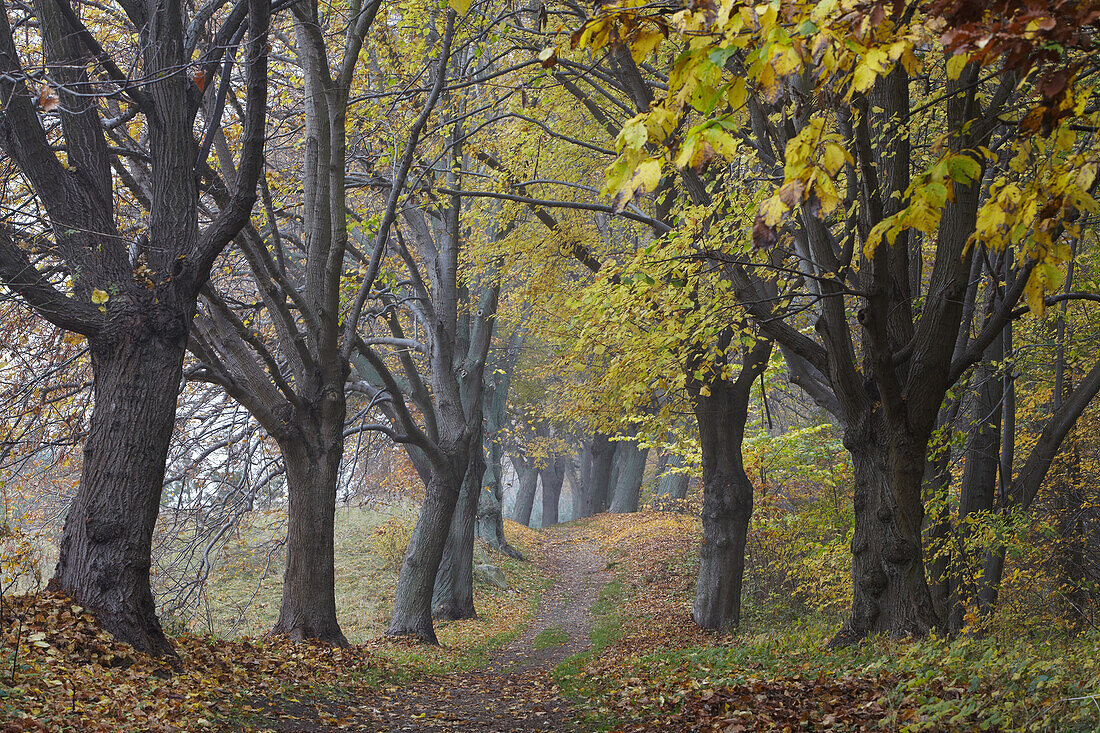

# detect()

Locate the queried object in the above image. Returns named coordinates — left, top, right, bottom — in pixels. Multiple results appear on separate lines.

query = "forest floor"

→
left=3, top=511, right=1098, bottom=732
left=272, top=524, right=613, bottom=732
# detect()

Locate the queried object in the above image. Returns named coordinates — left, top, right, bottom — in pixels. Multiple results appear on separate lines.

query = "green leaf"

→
left=947, top=154, right=981, bottom=185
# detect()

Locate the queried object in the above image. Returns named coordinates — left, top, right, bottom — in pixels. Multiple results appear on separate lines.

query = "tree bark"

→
left=540, top=456, right=566, bottom=526
left=691, top=339, right=771, bottom=632
left=388, top=462, right=465, bottom=643
left=476, top=349, right=522, bottom=557
left=609, top=441, right=648, bottom=513
left=510, top=454, right=540, bottom=527
left=270, top=401, right=348, bottom=645
left=949, top=343, right=1003, bottom=632
left=476, top=481, right=522, bottom=559
left=832, top=411, right=939, bottom=644
left=433, top=432, right=485, bottom=620
left=654, top=453, right=691, bottom=511
left=578, top=433, right=614, bottom=517
left=49, top=318, right=189, bottom=658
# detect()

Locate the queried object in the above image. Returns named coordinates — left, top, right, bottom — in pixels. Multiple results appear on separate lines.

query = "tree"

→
left=0, top=0, right=269, bottom=654
left=582, top=0, right=1100, bottom=641
left=187, top=0, right=390, bottom=645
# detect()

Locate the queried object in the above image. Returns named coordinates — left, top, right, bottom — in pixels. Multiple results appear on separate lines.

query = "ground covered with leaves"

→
left=0, top=519, right=548, bottom=732
left=3, top=513, right=1099, bottom=731
left=556, top=512, right=1100, bottom=732
left=0, top=592, right=389, bottom=732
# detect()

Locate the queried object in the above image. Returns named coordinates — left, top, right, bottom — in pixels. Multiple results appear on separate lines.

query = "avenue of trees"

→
left=1, top=0, right=1098, bottom=660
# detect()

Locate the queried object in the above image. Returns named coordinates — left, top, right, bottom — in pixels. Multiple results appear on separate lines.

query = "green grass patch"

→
left=532, top=625, right=569, bottom=650
left=587, top=578, right=625, bottom=650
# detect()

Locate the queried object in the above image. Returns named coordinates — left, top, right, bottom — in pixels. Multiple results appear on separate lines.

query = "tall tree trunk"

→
left=388, top=461, right=465, bottom=643
left=833, top=411, right=939, bottom=644
left=949, top=343, right=1003, bottom=633
left=691, top=339, right=771, bottom=632
left=50, top=321, right=187, bottom=657
left=654, top=453, right=691, bottom=512
left=510, top=455, right=539, bottom=527
left=923, top=450, right=953, bottom=623
left=476, top=349, right=522, bottom=557
left=1052, top=270, right=1086, bottom=629
left=271, top=403, right=348, bottom=645
left=609, top=441, right=648, bottom=513
left=433, top=432, right=485, bottom=620
left=540, top=456, right=566, bottom=526
left=578, top=433, right=615, bottom=517
left=476, top=483, right=522, bottom=559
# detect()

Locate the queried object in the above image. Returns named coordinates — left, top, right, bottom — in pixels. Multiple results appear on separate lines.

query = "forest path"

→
left=279, top=524, right=611, bottom=732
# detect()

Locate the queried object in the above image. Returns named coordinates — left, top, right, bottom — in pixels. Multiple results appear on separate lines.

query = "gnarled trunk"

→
left=388, top=461, right=464, bottom=643
left=271, top=403, right=348, bottom=645
left=476, top=486, right=522, bottom=559
left=691, top=339, right=770, bottom=632
left=833, top=412, right=938, bottom=644
left=433, top=435, right=485, bottom=620
left=49, top=315, right=187, bottom=658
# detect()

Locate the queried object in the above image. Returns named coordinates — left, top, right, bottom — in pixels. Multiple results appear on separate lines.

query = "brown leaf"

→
left=39, top=84, right=59, bottom=112
left=752, top=214, right=778, bottom=250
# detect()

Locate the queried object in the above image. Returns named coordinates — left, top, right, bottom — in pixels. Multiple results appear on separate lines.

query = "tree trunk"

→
left=387, top=462, right=464, bottom=643
left=923, top=434, right=955, bottom=625
left=476, top=485, right=522, bottom=559
left=691, top=340, right=771, bottom=632
left=271, top=406, right=348, bottom=645
left=49, top=319, right=187, bottom=658
left=654, top=453, right=691, bottom=512
left=833, top=411, right=939, bottom=644
left=578, top=433, right=614, bottom=517
left=540, top=456, right=566, bottom=526
left=510, top=455, right=539, bottom=527
left=609, top=442, right=648, bottom=513
left=433, top=437, right=485, bottom=620
left=476, top=354, right=522, bottom=558
left=950, top=344, right=1003, bottom=633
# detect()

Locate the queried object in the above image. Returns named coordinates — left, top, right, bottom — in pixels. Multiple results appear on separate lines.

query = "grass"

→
left=157, top=505, right=546, bottom=652
left=532, top=625, right=569, bottom=650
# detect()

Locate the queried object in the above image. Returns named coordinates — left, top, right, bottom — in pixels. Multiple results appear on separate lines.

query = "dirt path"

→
left=276, top=526, right=611, bottom=732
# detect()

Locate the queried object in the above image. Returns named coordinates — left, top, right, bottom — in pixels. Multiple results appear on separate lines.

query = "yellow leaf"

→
left=448, top=0, right=471, bottom=13
left=634, top=159, right=662, bottom=193
left=91, top=288, right=110, bottom=304
left=630, top=30, right=664, bottom=63
left=820, top=143, right=849, bottom=176
left=759, top=195, right=787, bottom=227
left=726, top=78, right=747, bottom=109
left=946, top=53, right=968, bottom=81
